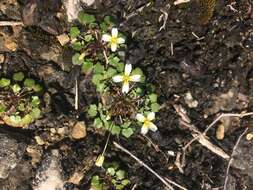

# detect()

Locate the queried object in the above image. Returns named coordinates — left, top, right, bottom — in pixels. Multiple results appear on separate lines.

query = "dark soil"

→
left=1, top=0, right=253, bottom=190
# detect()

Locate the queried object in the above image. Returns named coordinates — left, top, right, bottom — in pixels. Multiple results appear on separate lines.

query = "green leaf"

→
left=92, top=74, right=103, bottom=85
left=149, top=93, right=158, bottom=103
left=22, top=114, right=33, bottom=125
left=78, top=12, right=96, bottom=25
left=121, top=122, right=131, bottom=128
left=72, top=42, right=83, bottom=51
left=94, top=118, right=103, bottom=128
left=12, top=84, right=21, bottom=93
left=116, top=170, right=125, bottom=180
left=82, top=60, right=93, bottom=73
left=30, top=108, right=41, bottom=119
left=107, top=167, right=115, bottom=176
left=94, top=63, right=104, bottom=74
left=109, top=56, right=120, bottom=66
left=132, top=67, right=145, bottom=82
left=18, top=103, right=25, bottom=111
left=13, top=72, right=24, bottom=81
left=0, top=103, right=6, bottom=113
left=104, top=16, right=114, bottom=25
left=104, top=68, right=117, bottom=79
left=33, top=84, right=43, bottom=92
left=0, top=78, right=10, bottom=88
left=122, top=128, right=134, bottom=138
left=151, top=103, right=160, bottom=112
left=115, top=62, right=124, bottom=72
left=91, top=176, right=103, bottom=190
left=96, top=83, right=106, bottom=93
left=88, top=104, right=97, bottom=117
left=72, top=53, right=84, bottom=65
left=111, top=125, right=121, bottom=135
left=84, top=34, right=93, bottom=42
left=121, top=179, right=130, bottom=186
left=10, top=115, right=22, bottom=124
left=31, top=96, right=40, bottom=107
left=70, top=27, right=80, bottom=39
left=24, top=79, right=35, bottom=88
left=99, top=22, right=108, bottom=32
left=135, top=87, right=143, bottom=95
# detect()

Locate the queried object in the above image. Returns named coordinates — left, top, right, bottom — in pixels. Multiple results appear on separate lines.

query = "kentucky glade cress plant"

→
left=0, top=72, right=43, bottom=128
left=69, top=11, right=160, bottom=171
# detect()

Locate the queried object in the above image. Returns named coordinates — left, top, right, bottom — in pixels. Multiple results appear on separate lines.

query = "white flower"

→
left=136, top=112, right=158, bottom=135
left=112, top=64, right=141, bottom=93
left=102, top=28, right=125, bottom=52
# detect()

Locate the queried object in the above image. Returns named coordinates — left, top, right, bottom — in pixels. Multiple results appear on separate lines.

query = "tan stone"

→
left=57, top=34, right=70, bottom=46
left=71, top=121, right=86, bottom=139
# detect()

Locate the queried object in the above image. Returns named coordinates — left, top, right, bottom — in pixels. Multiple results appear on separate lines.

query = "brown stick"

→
left=223, top=128, right=248, bottom=190
left=0, top=21, right=23, bottom=26
left=174, top=105, right=230, bottom=160
left=113, top=141, right=188, bottom=190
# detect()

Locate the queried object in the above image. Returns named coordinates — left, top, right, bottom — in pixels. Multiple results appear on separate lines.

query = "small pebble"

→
left=71, top=121, right=87, bottom=139
left=57, top=34, right=70, bottom=46
left=216, top=124, right=225, bottom=140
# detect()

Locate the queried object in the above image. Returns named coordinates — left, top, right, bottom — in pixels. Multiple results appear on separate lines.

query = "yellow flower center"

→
left=143, top=119, right=151, bottom=127
left=123, top=75, right=130, bottom=83
left=111, top=37, right=118, bottom=44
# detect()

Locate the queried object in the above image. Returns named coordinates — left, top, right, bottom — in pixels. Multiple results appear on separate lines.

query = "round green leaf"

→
left=122, top=128, right=134, bottom=138
left=70, top=27, right=80, bottom=39
left=13, top=72, right=24, bottom=81
left=82, top=60, right=93, bottom=73
left=12, top=84, right=21, bottom=93
left=0, top=78, right=10, bottom=88
left=111, top=125, right=121, bottom=135
left=78, top=12, right=96, bottom=25
left=24, top=79, right=35, bottom=88
left=151, top=103, right=160, bottom=112
left=72, top=53, right=84, bottom=65
left=88, top=104, right=97, bottom=117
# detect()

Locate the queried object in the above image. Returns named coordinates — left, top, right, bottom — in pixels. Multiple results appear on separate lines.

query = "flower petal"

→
left=117, top=37, right=125, bottom=44
left=111, top=43, right=117, bottom=52
left=112, top=75, right=124, bottom=82
left=141, top=126, right=149, bottom=135
left=129, top=75, right=141, bottom=82
left=122, top=81, right=129, bottom=93
left=147, top=112, right=155, bottom=121
left=149, top=122, right=158, bottom=132
left=124, top=64, right=132, bottom=76
left=136, top=114, right=145, bottom=122
left=102, top=34, right=111, bottom=42
left=111, top=28, right=118, bottom=38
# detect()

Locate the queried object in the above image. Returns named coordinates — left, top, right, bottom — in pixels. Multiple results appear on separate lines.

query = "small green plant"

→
left=69, top=12, right=160, bottom=168
left=69, top=12, right=160, bottom=139
left=90, top=162, right=130, bottom=190
left=0, top=72, right=43, bottom=128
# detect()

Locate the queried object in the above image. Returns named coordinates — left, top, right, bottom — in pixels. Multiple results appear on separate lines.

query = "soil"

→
left=0, top=0, right=253, bottom=190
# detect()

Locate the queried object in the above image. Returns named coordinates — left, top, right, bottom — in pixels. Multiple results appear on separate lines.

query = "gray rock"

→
left=33, top=150, right=65, bottom=190
left=0, top=132, right=27, bottom=179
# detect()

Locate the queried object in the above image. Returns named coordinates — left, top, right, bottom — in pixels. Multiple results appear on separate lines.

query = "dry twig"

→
left=223, top=128, right=248, bottom=190
left=113, top=141, right=188, bottom=190
left=174, top=105, right=230, bottom=160
left=0, top=21, right=23, bottom=26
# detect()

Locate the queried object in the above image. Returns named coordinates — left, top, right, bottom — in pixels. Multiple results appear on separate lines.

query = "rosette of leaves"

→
left=90, top=162, right=130, bottom=190
left=88, top=58, right=160, bottom=138
left=0, top=72, right=43, bottom=128
left=69, top=12, right=120, bottom=74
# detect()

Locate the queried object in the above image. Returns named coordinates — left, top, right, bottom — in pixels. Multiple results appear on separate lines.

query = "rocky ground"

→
left=0, top=0, right=253, bottom=190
